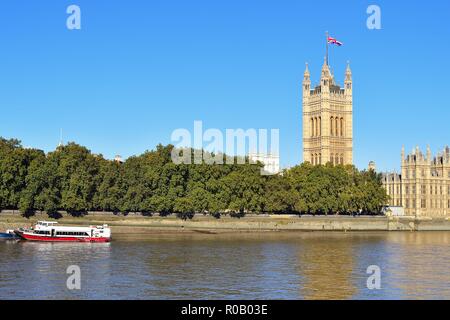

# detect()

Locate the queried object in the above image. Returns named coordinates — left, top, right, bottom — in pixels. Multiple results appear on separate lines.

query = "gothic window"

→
left=319, top=153, right=322, bottom=165
left=311, top=154, right=314, bottom=164
left=330, top=117, right=334, bottom=136
left=340, top=154, right=344, bottom=165
left=312, top=118, right=315, bottom=137
left=330, top=153, right=334, bottom=165
left=335, top=118, right=339, bottom=137
left=319, top=117, right=321, bottom=136
left=313, top=118, right=316, bottom=137
left=340, top=118, right=344, bottom=136
left=315, top=117, right=319, bottom=137
left=335, top=155, right=339, bottom=165
left=315, top=154, right=318, bottom=166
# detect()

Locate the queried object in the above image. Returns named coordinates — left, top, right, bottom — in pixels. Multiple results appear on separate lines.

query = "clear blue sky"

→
left=1, top=0, right=449, bottom=172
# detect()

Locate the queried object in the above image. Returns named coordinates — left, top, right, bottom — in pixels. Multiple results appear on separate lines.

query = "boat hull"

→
left=0, top=233, right=18, bottom=240
left=14, top=231, right=110, bottom=243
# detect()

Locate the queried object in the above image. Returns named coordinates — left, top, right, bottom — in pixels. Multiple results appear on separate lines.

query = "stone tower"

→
left=302, top=58, right=353, bottom=165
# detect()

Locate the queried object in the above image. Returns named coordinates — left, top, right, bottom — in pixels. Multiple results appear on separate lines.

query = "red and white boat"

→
left=14, top=221, right=111, bottom=243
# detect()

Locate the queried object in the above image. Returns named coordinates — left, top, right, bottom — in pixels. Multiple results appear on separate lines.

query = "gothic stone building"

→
left=383, top=146, right=450, bottom=217
left=302, top=58, right=353, bottom=165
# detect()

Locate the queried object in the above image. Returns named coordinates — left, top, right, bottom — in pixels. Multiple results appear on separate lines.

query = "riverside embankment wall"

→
left=1, top=210, right=450, bottom=232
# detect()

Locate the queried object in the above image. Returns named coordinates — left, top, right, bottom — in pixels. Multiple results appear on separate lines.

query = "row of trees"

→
left=0, top=137, right=388, bottom=218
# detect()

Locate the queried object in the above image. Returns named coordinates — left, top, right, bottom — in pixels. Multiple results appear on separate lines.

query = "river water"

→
left=0, top=231, right=449, bottom=300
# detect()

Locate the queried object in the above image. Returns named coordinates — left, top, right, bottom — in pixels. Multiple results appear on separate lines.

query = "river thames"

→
left=0, top=232, right=449, bottom=300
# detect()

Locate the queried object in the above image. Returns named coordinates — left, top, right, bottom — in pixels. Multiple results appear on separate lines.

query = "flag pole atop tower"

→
left=326, top=31, right=329, bottom=66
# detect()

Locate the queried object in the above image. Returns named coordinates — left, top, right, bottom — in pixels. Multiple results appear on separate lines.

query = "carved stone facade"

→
left=302, top=59, right=353, bottom=165
left=383, top=146, right=450, bottom=217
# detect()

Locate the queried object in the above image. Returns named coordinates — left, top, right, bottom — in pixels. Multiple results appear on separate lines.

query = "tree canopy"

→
left=0, top=137, right=388, bottom=217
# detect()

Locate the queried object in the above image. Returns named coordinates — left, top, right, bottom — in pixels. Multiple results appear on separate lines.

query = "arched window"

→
left=335, top=155, right=339, bottom=165
left=330, top=153, right=334, bottom=165
left=315, top=153, right=318, bottom=166
left=310, top=118, right=314, bottom=137
left=330, top=117, right=334, bottom=136
left=315, top=118, right=318, bottom=137
left=340, top=118, right=344, bottom=136
left=311, top=154, right=314, bottom=164
left=335, top=118, right=339, bottom=137
left=318, top=117, right=321, bottom=136
left=319, top=153, right=322, bottom=165
left=340, top=154, right=344, bottom=165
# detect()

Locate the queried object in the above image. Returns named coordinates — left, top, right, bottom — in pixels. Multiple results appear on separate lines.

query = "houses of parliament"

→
left=302, top=58, right=353, bottom=166
left=301, top=57, right=449, bottom=218
left=383, top=146, right=450, bottom=218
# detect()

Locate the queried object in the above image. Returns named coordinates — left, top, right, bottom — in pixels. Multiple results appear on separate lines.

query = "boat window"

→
left=35, top=231, right=50, bottom=235
left=43, top=230, right=89, bottom=236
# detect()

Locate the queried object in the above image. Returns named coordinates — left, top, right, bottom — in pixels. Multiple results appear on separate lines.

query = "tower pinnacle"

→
left=321, top=57, right=331, bottom=81
left=303, top=62, right=311, bottom=97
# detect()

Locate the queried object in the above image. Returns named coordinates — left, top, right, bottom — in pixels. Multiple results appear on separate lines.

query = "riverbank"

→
left=1, top=210, right=450, bottom=233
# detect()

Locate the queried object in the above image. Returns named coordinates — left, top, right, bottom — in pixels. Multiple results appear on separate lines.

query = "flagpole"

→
left=326, top=31, right=329, bottom=66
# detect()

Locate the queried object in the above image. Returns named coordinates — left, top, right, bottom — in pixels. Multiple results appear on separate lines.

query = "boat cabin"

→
left=36, top=221, right=58, bottom=227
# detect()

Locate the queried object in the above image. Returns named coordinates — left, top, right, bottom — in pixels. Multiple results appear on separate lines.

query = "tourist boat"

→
left=0, top=230, right=19, bottom=240
left=14, top=221, right=111, bottom=242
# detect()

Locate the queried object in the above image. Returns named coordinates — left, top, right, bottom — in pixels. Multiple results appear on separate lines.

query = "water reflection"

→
left=0, top=241, right=111, bottom=299
left=385, top=233, right=450, bottom=299
left=0, top=232, right=449, bottom=300
left=296, top=234, right=356, bottom=299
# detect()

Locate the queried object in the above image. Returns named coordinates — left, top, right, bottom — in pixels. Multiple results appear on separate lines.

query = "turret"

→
left=401, top=145, right=405, bottom=164
left=344, top=61, right=352, bottom=98
left=320, top=57, right=332, bottom=89
left=426, top=145, right=431, bottom=162
left=303, top=63, right=311, bottom=100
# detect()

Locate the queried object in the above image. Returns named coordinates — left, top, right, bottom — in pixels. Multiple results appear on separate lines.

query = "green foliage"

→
left=274, top=163, right=388, bottom=215
left=0, top=136, right=388, bottom=217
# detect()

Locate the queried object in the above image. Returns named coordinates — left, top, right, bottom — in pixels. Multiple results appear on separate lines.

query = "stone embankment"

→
left=1, top=210, right=449, bottom=233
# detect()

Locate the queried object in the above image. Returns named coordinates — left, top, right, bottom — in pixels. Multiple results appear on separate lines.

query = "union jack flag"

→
left=328, top=36, right=343, bottom=46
